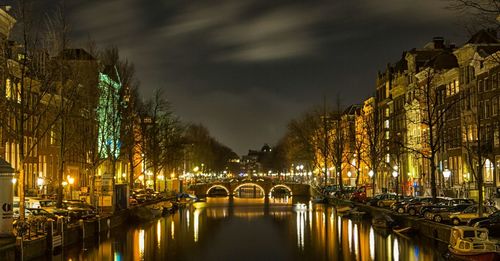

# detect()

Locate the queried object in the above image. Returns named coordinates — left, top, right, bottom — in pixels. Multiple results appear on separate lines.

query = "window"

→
left=495, top=128, right=500, bottom=148
left=479, top=101, right=484, bottom=119
left=485, top=100, right=491, bottom=118
left=493, top=73, right=498, bottom=90
left=5, top=79, right=11, bottom=99
left=493, top=97, right=498, bottom=116
left=485, top=77, right=491, bottom=91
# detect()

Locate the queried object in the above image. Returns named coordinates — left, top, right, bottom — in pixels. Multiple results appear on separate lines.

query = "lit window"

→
left=5, top=79, right=11, bottom=99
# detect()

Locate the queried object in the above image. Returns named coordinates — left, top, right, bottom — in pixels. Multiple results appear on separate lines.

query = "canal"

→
left=52, top=196, right=449, bottom=261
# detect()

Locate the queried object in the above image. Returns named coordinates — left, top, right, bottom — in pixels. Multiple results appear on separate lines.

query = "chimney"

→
left=433, top=37, right=445, bottom=49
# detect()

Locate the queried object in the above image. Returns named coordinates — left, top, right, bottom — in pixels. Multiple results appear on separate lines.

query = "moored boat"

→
left=193, top=198, right=207, bottom=209
left=149, top=206, right=163, bottom=218
left=336, top=205, right=352, bottom=214
left=448, top=226, right=500, bottom=261
left=371, top=214, right=396, bottom=229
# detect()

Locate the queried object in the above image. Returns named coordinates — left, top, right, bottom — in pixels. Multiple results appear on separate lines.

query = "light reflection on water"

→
left=54, top=196, right=446, bottom=261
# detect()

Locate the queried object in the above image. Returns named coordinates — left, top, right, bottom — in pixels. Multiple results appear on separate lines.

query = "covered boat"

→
left=448, top=226, right=500, bottom=261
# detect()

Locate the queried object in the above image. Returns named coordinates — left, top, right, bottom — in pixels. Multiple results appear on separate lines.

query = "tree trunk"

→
left=430, top=157, right=437, bottom=201
left=372, top=171, right=376, bottom=197
left=111, top=159, right=116, bottom=212
left=18, top=166, right=25, bottom=221
left=90, top=168, right=96, bottom=208
left=129, top=153, right=134, bottom=190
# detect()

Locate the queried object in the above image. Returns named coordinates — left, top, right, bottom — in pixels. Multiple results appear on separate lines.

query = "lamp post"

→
left=193, top=166, right=199, bottom=184
left=368, top=170, right=374, bottom=196
left=392, top=169, right=399, bottom=197
left=443, top=169, right=451, bottom=192
left=37, top=177, right=44, bottom=196
left=68, top=176, right=75, bottom=200
left=463, top=173, right=470, bottom=198
left=347, top=171, right=352, bottom=186
left=62, top=181, right=68, bottom=199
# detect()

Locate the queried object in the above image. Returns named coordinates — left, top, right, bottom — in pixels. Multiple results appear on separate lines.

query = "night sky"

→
left=63, top=0, right=466, bottom=155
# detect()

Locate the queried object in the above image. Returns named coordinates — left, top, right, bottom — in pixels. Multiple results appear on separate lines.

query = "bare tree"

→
left=447, top=0, right=500, bottom=30
left=360, top=97, right=386, bottom=196
left=0, top=0, right=64, bottom=220
left=285, top=107, right=327, bottom=183
left=408, top=64, right=461, bottom=201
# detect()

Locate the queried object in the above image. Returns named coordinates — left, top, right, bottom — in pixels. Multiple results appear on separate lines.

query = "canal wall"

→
left=0, top=237, right=15, bottom=261
left=353, top=203, right=452, bottom=243
left=10, top=197, right=175, bottom=260
left=328, top=199, right=453, bottom=243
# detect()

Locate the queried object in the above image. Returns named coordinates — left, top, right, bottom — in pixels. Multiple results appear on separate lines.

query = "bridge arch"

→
left=269, top=184, right=293, bottom=197
left=233, top=183, right=266, bottom=197
left=206, top=184, right=230, bottom=195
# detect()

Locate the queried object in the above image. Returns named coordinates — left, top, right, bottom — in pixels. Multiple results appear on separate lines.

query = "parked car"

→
left=390, top=197, right=415, bottom=213
left=469, top=211, right=500, bottom=237
left=39, top=200, right=70, bottom=217
left=129, top=196, right=138, bottom=206
left=132, top=189, right=149, bottom=203
left=449, top=205, right=498, bottom=225
left=426, top=204, right=474, bottom=223
left=13, top=208, right=32, bottom=219
left=63, top=200, right=96, bottom=211
left=367, top=193, right=399, bottom=207
left=420, top=198, right=475, bottom=218
left=145, top=188, right=164, bottom=200
left=62, top=201, right=96, bottom=220
left=26, top=208, right=57, bottom=220
left=350, top=186, right=367, bottom=203
left=405, top=197, right=436, bottom=216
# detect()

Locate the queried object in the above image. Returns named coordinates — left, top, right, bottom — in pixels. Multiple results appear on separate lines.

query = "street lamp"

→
left=368, top=170, right=375, bottom=197
left=443, top=169, right=451, bottom=190
left=62, top=181, right=68, bottom=199
left=68, top=176, right=75, bottom=200
left=463, top=173, right=470, bottom=198
left=347, top=171, right=352, bottom=186
left=37, top=177, right=44, bottom=195
left=392, top=169, right=399, bottom=196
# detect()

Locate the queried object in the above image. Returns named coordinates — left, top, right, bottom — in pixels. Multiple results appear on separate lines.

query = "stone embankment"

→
left=329, top=198, right=455, bottom=243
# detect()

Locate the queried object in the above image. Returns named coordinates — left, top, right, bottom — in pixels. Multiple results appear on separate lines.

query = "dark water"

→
left=54, top=197, right=448, bottom=261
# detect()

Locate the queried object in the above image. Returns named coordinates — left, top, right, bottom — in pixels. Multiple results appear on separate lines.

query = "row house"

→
left=361, top=30, right=500, bottom=198
left=0, top=6, right=131, bottom=200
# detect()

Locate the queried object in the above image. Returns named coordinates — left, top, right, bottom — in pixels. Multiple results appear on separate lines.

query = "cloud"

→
left=67, top=0, right=464, bottom=154
left=70, top=0, right=143, bottom=45
left=164, top=1, right=251, bottom=36
left=211, top=6, right=324, bottom=62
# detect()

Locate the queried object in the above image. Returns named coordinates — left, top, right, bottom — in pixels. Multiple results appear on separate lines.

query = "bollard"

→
left=79, top=219, right=85, bottom=240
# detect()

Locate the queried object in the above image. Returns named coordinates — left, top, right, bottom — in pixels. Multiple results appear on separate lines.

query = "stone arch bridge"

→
left=188, top=178, right=310, bottom=197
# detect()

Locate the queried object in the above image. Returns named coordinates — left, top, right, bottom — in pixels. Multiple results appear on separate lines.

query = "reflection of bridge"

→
left=188, top=178, right=310, bottom=197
